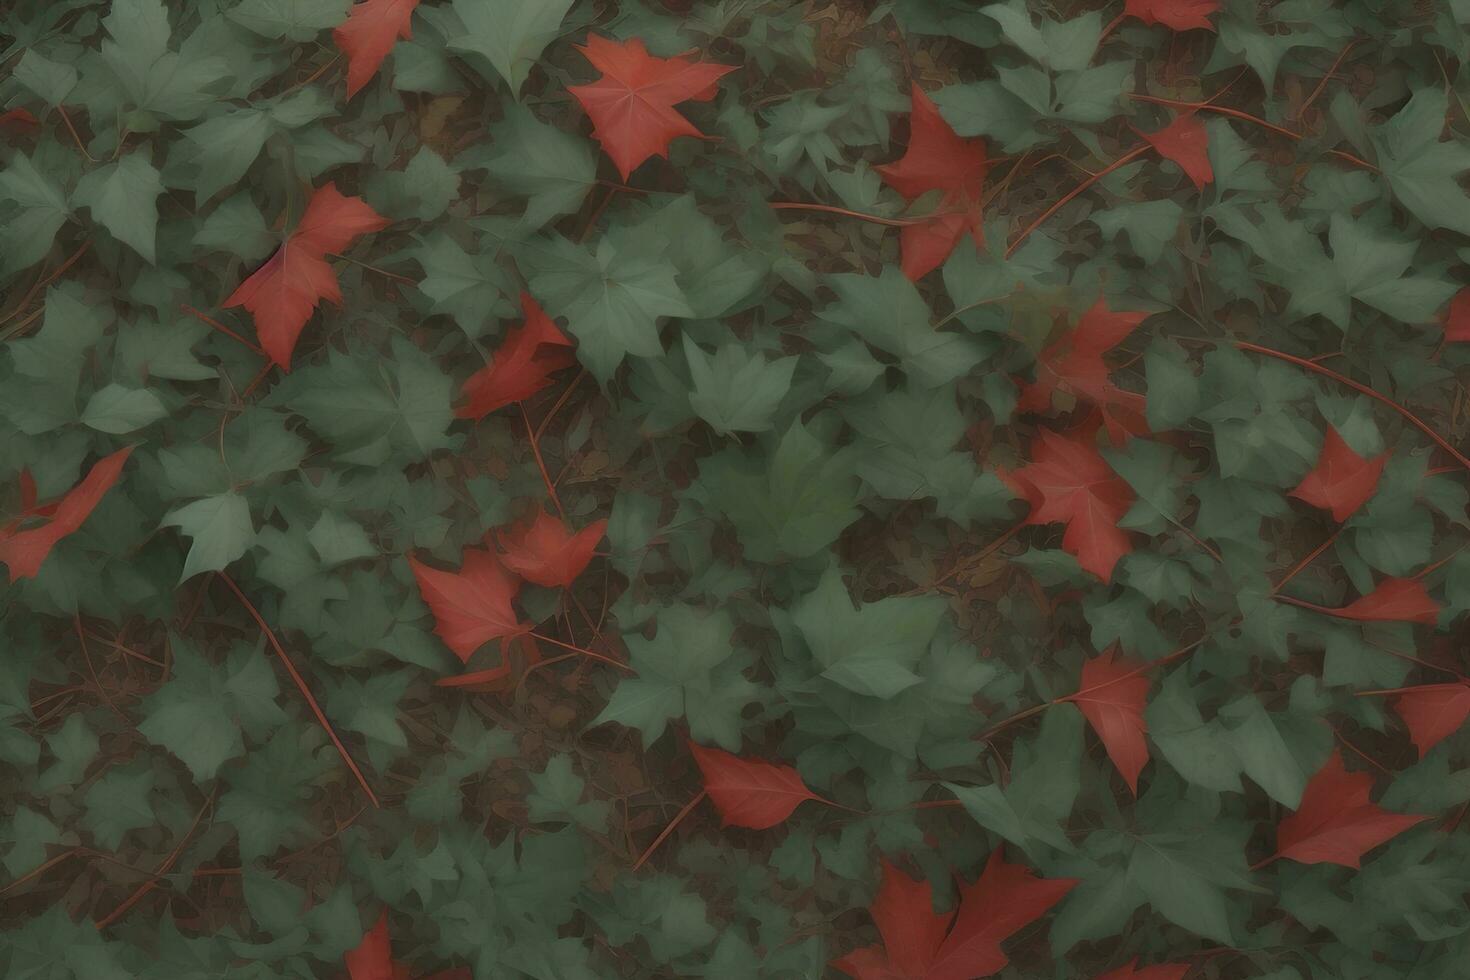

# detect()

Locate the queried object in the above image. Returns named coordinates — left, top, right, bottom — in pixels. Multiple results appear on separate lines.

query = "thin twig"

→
left=633, top=790, right=706, bottom=871
left=1005, top=144, right=1149, bottom=257
left=523, top=403, right=564, bottom=518
left=180, top=304, right=264, bottom=354
left=95, top=791, right=215, bottom=929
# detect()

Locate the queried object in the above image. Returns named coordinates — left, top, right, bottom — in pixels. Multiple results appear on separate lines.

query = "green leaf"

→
left=446, top=0, right=577, bottom=93
left=81, top=765, right=155, bottom=850
left=80, top=383, right=167, bottom=433
left=14, top=49, right=79, bottom=106
left=474, top=104, right=596, bottom=228
left=1374, top=88, right=1470, bottom=236
left=73, top=153, right=164, bottom=263
left=684, top=337, right=797, bottom=435
left=162, top=492, right=256, bottom=581
left=0, top=152, right=71, bottom=274
left=308, top=511, right=377, bottom=566
left=527, top=755, right=610, bottom=832
left=228, top=0, right=351, bottom=40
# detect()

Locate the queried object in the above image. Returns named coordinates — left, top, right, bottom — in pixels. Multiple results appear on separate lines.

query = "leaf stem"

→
left=1005, top=144, right=1149, bottom=257
left=180, top=304, right=264, bottom=355
left=522, top=403, right=565, bottom=518
left=1128, top=93, right=1377, bottom=171
left=768, top=201, right=934, bottom=227
left=529, top=630, right=635, bottom=672
left=632, top=790, right=706, bottom=871
left=95, top=790, right=214, bottom=929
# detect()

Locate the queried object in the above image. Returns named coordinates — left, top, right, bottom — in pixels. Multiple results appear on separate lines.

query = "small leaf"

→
left=1271, top=751, right=1428, bottom=868
left=689, top=742, right=820, bottom=830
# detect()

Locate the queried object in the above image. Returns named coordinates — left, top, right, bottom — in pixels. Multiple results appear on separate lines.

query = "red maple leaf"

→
left=876, top=85, right=989, bottom=281
left=334, top=0, right=421, bottom=99
left=1001, top=427, right=1135, bottom=582
left=1123, top=0, right=1220, bottom=31
left=345, top=910, right=470, bottom=980
left=1141, top=113, right=1213, bottom=190
left=567, top=35, right=737, bottom=179
left=1271, top=750, right=1429, bottom=868
left=1289, top=426, right=1388, bottom=522
left=1288, top=577, right=1441, bottom=625
left=1391, top=683, right=1470, bottom=756
left=1064, top=648, right=1151, bottom=795
left=834, top=852, right=1076, bottom=980
left=409, top=546, right=529, bottom=663
left=456, top=292, right=576, bottom=420
left=1443, top=288, right=1470, bottom=343
left=1016, top=299, right=1149, bottom=442
left=496, top=509, right=607, bottom=589
left=689, top=742, right=821, bottom=830
left=223, top=184, right=388, bottom=370
left=0, top=108, right=39, bottom=132
left=1095, top=960, right=1191, bottom=980
left=0, top=448, right=132, bottom=582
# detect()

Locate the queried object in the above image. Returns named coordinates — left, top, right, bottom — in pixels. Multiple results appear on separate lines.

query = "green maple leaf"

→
left=1374, top=87, right=1470, bottom=235
left=228, top=0, right=351, bottom=41
left=446, top=0, right=577, bottom=93
left=82, top=765, right=155, bottom=850
left=472, top=104, right=596, bottom=228
left=683, top=336, right=797, bottom=435
left=0, top=151, right=71, bottom=275
left=161, top=492, right=255, bottom=581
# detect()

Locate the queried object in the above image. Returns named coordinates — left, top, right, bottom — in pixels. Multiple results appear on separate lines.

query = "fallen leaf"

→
left=876, top=84, right=989, bottom=281
left=1017, top=298, right=1150, bottom=442
left=568, top=35, right=737, bottom=179
left=410, top=546, right=529, bottom=663
left=1095, top=960, right=1191, bottom=980
left=1325, top=577, right=1440, bottom=625
left=1001, top=426, right=1135, bottom=582
left=223, top=184, right=388, bottom=370
left=496, top=509, right=607, bottom=589
left=456, top=291, right=575, bottom=420
left=1290, top=426, right=1388, bottom=522
left=1391, top=683, right=1470, bottom=756
left=1273, top=750, right=1428, bottom=868
left=344, top=911, right=408, bottom=980
left=1442, top=288, right=1470, bottom=342
left=1124, top=0, right=1220, bottom=31
left=689, top=741, right=821, bottom=830
left=0, top=448, right=133, bottom=582
left=1142, top=113, right=1213, bottom=190
left=334, top=0, right=422, bottom=100
left=1065, top=648, right=1151, bottom=795
left=0, top=108, right=39, bottom=131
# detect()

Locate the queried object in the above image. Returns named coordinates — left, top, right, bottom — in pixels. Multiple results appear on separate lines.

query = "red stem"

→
left=1005, top=145, right=1149, bottom=257
left=1129, top=94, right=1377, bottom=171
left=181, top=304, right=264, bottom=355
left=633, top=790, right=707, bottom=871
left=95, top=792, right=214, bottom=929
left=523, top=403, right=564, bottom=518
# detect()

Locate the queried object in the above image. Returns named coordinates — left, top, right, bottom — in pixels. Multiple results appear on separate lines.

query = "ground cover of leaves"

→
left=4, top=0, right=1470, bottom=977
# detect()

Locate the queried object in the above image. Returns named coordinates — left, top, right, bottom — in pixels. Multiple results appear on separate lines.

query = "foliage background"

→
left=4, top=0, right=1470, bottom=977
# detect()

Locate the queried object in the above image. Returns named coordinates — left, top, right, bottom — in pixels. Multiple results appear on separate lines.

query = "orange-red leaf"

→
left=1124, top=0, right=1219, bottom=31
left=1444, top=288, right=1470, bottom=343
left=0, top=108, right=39, bottom=132
left=689, top=741, right=820, bottom=830
left=0, top=448, right=132, bottom=582
left=1066, top=648, right=1151, bottom=795
left=1142, top=113, right=1213, bottom=190
left=1095, top=960, right=1191, bottom=980
left=1332, top=577, right=1440, bottom=625
left=344, top=911, right=409, bottom=980
left=834, top=852, right=1075, bottom=980
left=1016, top=299, right=1149, bottom=442
left=877, top=85, right=989, bottom=281
left=567, top=35, right=737, bottom=179
left=223, top=184, right=388, bottom=370
left=1290, top=426, right=1387, bottom=522
left=1273, top=751, right=1428, bottom=868
left=334, top=0, right=421, bottom=99
left=456, top=292, right=575, bottom=420
left=496, top=509, right=607, bottom=589
left=1001, top=427, right=1135, bottom=582
left=409, top=547, right=529, bottom=663
left=1391, top=683, right=1470, bottom=756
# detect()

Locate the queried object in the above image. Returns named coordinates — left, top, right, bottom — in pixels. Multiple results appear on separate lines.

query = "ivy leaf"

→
left=475, top=104, right=596, bottom=228
left=446, top=0, right=575, bottom=94
left=1141, top=113, right=1213, bottom=190
left=1017, top=298, right=1149, bottom=443
left=0, top=152, right=71, bottom=274
left=683, top=337, right=797, bottom=435
left=81, top=765, right=155, bottom=850
left=1284, top=576, right=1440, bottom=625
left=1390, top=684, right=1470, bottom=757
left=1373, top=88, right=1470, bottom=236
left=567, top=35, right=737, bottom=179
left=456, top=291, right=575, bottom=420
left=1289, top=425, right=1387, bottom=522
left=1064, top=649, right=1150, bottom=795
left=1270, top=751, right=1429, bottom=868
left=230, top=0, right=351, bottom=41
left=81, top=384, right=166, bottom=434
left=689, top=742, right=821, bottom=830
left=0, top=448, right=132, bottom=582
left=335, top=0, right=422, bottom=99
left=72, top=153, right=163, bottom=263
left=409, top=547, right=528, bottom=662
left=161, top=492, right=255, bottom=582
left=496, top=509, right=606, bottom=589
left=1124, top=0, right=1219, bottom=31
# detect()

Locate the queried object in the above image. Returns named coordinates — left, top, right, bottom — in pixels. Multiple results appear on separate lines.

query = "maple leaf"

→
left=1064, top=648, right=1151, bottom=795
left=834, top=851, right=1076, bottom=980
left=689, top=741, right=821, bottom=830
left=1442, top=288, right=1470, bottom=342
left=1289, top=426, right=1388, bottom=522
left=345, top=911, right=409, bottom=980
left=409, top=546, right=529, bottom=663
left=1391, top=683, right=1470, bottom=756
left=0, top=108, right=39, bottom=132
left=1016, top=299, right=1150, bottom=442
left=876, top=84, right=989, bottom=281
left=0, top=448, right=132, bottom=582
left=1142, top=113, right=1213, bottom=191
left=1123, top=0, right=1220, bottom=31
left=496, top=508, right=607, bottom=589
left=1094, top=960, right=1191, bottom=980
left=1291, top=576, right=1441, bottom=625
left=1001, top=427, right=1135, bottom=582
left=456, top=291, right=576, bottom=420
left=1271, top=750, right=1429, bottom=868
left=224, top=184, right=388, bottom=370
left=334, top=0, right=421, bottom=100
left=567, top=35, right=737, bottom=179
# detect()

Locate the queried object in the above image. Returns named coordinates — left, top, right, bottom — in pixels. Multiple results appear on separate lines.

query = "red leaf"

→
left=223, top=184, right=388, bottom=370
left=1065, top=648, right=1151, bottom=795
left=1391, top=683, right=1470, bottom=756
left=833, top=859, right=952, bottom=979
left=496, top=509, right=607, bottom=589
left=1017, top=299, right=1150, bottom=442
left=1289, top=426, right=1388, bottom=522
left=409, top=547, right=529, bottom=663
left=1001, top=427, right=1135, bottom=582
left=1123, top=0, right=1220, bottom=31
left=876, top=85, right=989, bottom=281
left=1442, top=288, right=1470, bottom=343
left=1095, top=960, right=1191, bottom=980
left=0, top=448, right=132, bottom=582
left=688, top=742, right=821, bottom=830
left=567, top=35, right=737, bottom=179
left=334, top=0, right=421, bottom=99
left=1141, top=113, right=1213, bottom=190
left=1274, top=750, right=1429, bottom=868
left=456, top=292, right=575, bottom=420
left=344, top=911, right=409, bottom=980
left=1328, top=577, right=1440, bottom=625
left=0, top=108, right=39, bottom=131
